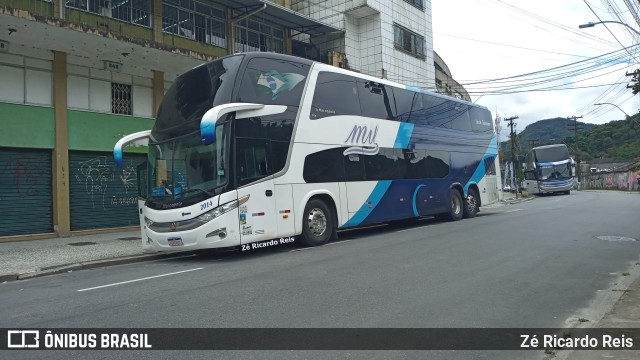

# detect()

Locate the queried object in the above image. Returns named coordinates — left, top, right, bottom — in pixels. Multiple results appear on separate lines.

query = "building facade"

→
left=0, top=0, right=465, bottom=239
left=291, top=0, right=436, bottom=90
left=0, top=0, right=340, bottom=239
left=434, top=51, right=470, bottom=101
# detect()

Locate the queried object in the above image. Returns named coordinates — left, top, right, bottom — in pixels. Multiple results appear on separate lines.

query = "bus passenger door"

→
left=136, top=160, right=152, bottom=250
left=523, top=170, right=539, bottom=194
left=236, top=138, right=277, bottom=244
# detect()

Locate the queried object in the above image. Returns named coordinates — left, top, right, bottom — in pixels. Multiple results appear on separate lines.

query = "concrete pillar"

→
left=52, top=51, right=70, bottom=237
left=285, top=29, right=292, bottom=55
left=153, top=0, right=163, bottom=43
left=227, top=8, right=234, bottom=54
left=53, top=0, right=65, bottom=19
left=152, top=70, right=164, bottom=118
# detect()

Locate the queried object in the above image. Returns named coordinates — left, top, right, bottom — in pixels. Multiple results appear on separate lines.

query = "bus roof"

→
left=222, top=52, right=488, bottom=112
left=531, top=144, right=568, bottom=150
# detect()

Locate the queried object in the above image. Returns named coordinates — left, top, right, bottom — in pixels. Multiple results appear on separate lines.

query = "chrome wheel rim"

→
left=452, top=195, right=461, bottom=215
left=307, top=208, right=327, bottom=237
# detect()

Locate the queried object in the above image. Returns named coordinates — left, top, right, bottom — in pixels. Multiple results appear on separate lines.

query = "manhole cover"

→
left=118, top=237, right=141, bottom=241
left=67, top=242, right=97, bottom=246
left=597, top=236, right=637, bottom=242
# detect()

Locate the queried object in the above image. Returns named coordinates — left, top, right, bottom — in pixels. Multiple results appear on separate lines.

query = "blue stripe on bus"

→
left=463, top=135, right=498, bottom=195
left=541, top=179, right=573, bottom=185
left=394, top=123, right=415, bottom=149
left=341, top=123, right=418, bottom=228
left=340, top=180, right=392, bottom=228
left=412, top=184, right=427, bottom=217
left=537, top=161, right=569, bottom=167
left=405, top=86, right=424, bottom=93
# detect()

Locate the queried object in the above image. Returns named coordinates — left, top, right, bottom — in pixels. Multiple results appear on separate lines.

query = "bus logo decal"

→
left=343, top=125, right=379, bottom=156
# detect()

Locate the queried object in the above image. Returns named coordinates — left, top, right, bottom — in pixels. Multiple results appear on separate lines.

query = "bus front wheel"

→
left=463, top=188, right=479, bottom=218
left=301, top=198, right=334, bottom=247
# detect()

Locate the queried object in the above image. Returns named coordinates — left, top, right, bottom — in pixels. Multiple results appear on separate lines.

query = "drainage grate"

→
left=118, top=237, right=141, bottom=241
left=597, top=236, right=637, bottom=242
left=68, top=242, right=97, bottom=246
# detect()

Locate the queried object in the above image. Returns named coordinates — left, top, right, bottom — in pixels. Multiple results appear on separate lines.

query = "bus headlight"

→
left=197, top=200, right=239, bottom=223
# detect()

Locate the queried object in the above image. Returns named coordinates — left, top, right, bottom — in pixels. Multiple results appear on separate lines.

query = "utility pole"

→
left=505, top=116, right=519, bottom=199
left=567, top=116, right=583, bottom=184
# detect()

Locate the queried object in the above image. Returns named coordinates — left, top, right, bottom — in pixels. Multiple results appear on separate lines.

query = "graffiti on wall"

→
left=74, top=156, right=139, bottom=209
left=0, top=156, right=49, bottom=197
left=585, top=169, right=640, bottom=191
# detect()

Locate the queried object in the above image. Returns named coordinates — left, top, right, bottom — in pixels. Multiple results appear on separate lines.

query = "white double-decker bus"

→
left=114, top=53, right=501, bottom=251
left=522, top=144, right=574, bottom=195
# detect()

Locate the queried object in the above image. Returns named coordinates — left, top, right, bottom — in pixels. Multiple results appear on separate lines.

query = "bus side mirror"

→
left=200, top=103, right=287, bottom=145
left=113, top=130, right=151, bottom=167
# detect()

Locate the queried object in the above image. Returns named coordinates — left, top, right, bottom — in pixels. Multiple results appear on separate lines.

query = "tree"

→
left=629, top=69, right=640, bottom=95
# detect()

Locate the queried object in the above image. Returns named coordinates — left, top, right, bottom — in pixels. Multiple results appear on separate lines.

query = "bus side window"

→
left=310, top=72, right=361, bottom=120
left=484, top=156, right=496, bottom=175
left=357, top=80, right=395, bottom=121
left=524, top=171, right=537, bottom=180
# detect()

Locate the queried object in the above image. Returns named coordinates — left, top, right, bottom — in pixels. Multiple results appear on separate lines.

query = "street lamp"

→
left=579, top=21, right=640, bottom=37
left=594, top=102, right=630, bottom=119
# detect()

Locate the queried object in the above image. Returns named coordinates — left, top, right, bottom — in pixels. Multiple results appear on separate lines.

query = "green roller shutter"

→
left=69, top=151, right=146, bottom=231
left=0, top=148, right=53, bottom=236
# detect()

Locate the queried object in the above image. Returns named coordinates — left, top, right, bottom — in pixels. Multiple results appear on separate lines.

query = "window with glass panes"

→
left=162, top=0, right=226, bottom=48
left=234, top=18, right=284, bottom=54
left=403, top=0, right=424, bottom=11
left=66, top=0, right=151, bottom=27
left=393, top=24, right=425, bottom=58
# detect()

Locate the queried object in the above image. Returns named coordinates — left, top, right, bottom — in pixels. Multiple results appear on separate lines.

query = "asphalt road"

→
left=2, top=191, right=639, bottom=360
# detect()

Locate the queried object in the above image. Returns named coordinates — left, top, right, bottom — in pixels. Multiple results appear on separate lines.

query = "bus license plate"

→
left=168, top=237, right=183, bottom=246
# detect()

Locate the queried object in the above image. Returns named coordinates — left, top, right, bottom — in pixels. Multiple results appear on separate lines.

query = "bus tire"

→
left=463, top=188, right=479, bottom=218
left=446, top=189, right=464, bottom=221
left=301, top=198, right=334, bottom=247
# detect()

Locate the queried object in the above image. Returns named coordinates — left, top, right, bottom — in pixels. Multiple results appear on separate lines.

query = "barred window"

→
left=162, top=0, right=226, bottom=48
left=66, top=0, right=152, bottom=28
left=112, top=82, right=132, bottom=115
left=393, top=24, right=425, bottom=59
left=234, top=18, right=284, bottom=54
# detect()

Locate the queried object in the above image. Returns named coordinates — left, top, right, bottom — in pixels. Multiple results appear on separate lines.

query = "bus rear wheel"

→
left=301, top=198, right=334, bottom=247
left=438, top=189, right=463, bottom=221
left=463, top=188, right=479, bottom=218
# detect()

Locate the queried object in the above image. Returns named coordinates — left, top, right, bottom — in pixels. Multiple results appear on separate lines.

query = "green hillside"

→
left=501, top=115, right=640, bottom=161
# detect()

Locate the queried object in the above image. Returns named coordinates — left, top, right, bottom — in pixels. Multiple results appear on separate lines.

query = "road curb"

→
left=2, top=251, right=200, bottom=283
left=505, top=197, right=535, bottom=205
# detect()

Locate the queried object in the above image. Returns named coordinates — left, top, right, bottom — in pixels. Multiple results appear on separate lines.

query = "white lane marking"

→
left=289, top=240, right=352, bottom=252
left=76, top=268, right=203, bottom=292
left=324, top=240, right=352, bottom=246
left=397, top=225, right=430, bottom=233
left=504, top=209, right=524, bottom=213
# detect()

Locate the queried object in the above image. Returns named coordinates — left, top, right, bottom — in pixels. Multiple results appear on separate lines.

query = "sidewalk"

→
left=563, top=272, right=640, bottom=360
left=0, top=230, right=183, bottom=282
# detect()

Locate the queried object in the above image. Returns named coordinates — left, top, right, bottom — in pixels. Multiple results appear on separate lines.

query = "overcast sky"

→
left=431, top=0, right=640, bottom=134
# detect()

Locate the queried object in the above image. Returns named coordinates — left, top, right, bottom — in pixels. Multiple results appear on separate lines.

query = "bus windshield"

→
left=147, top=125, right=228, bottom=203
left=539, top=163, right=571, bottom=180
left=153, top=55, right=242, bottom=141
